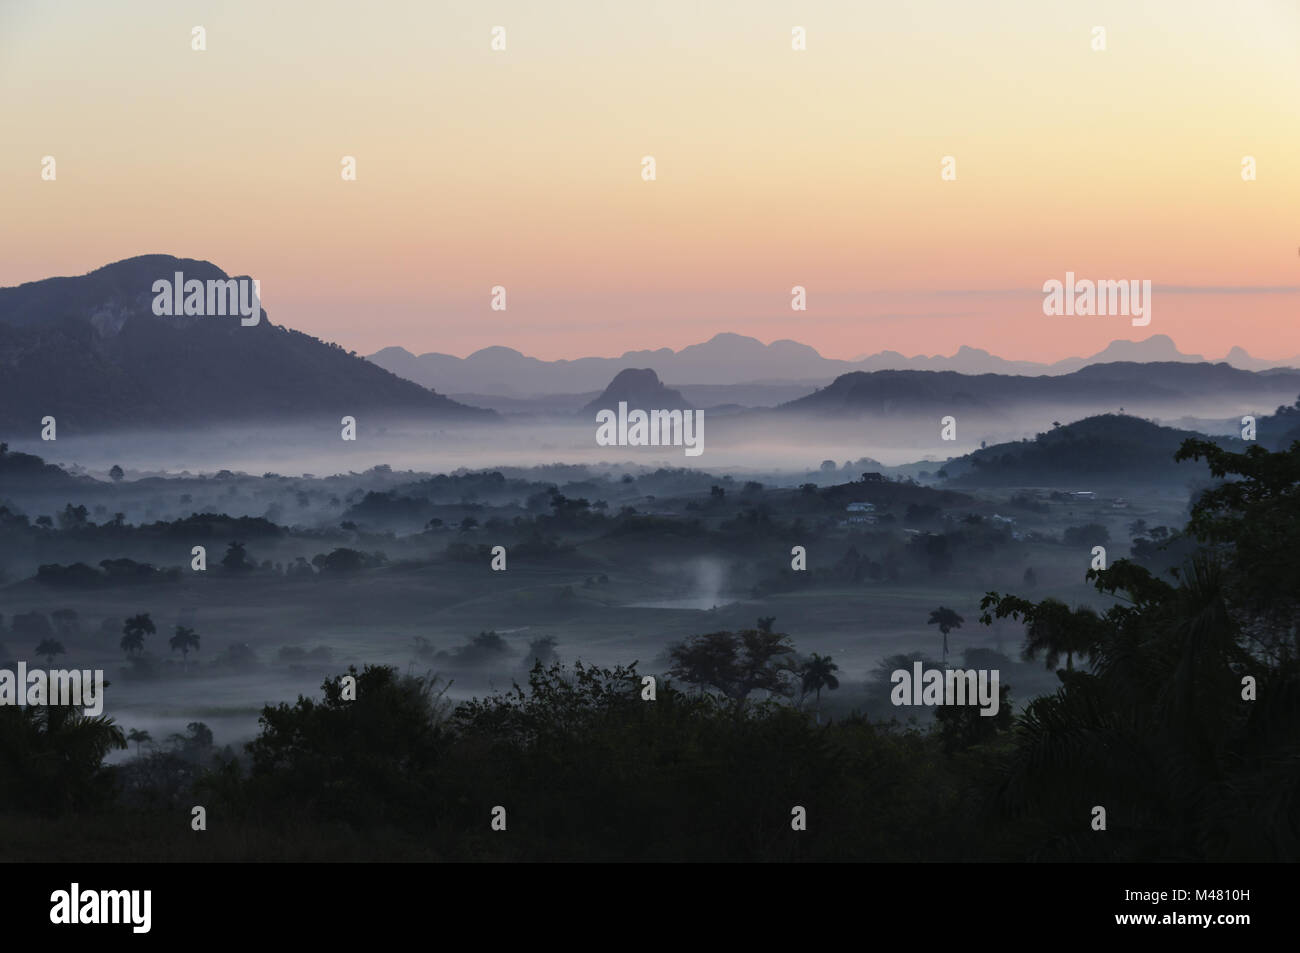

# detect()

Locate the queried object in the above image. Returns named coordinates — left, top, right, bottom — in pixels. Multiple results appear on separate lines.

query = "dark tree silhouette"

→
left=34, top=638, right=65, bottom=666
left=981, top=594, right=1104, bottom=672
left=668, top=626, right=798, bottom=700
left=800, top=653, right=840, bottom=709
left=963, top=438, right=1300, bottom=860
left=0, top=705, right=126, bottom=813
left=221, top=541, right=254, bottom=572
left=120, top=613, right=155, bottom=657
left=169, top=625, right=201, bottom=669
left=927, top=607, right=964, bottom=662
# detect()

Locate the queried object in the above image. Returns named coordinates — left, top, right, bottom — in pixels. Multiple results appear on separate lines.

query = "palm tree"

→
left=800, top=653, right=840, bottom=721
left=34, top=638, right=65, bottom=666
left=126, top=727, right=152, bottom=755
left=0, top=704, right=126, bottom=813
left=927, top=607, right=964, bottom=662
left=169, top=625, right=200, bottom=669
left=1020, top=598, right=1101, bottom=671
left=120, top=613, right=155, bottom=657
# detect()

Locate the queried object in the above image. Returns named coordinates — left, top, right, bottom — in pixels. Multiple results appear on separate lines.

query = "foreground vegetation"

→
left=1, top=438, right=1296, bottom=861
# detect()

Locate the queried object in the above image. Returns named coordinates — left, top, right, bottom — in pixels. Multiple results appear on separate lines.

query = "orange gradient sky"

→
left=2, top=0, right=1297, bottom=361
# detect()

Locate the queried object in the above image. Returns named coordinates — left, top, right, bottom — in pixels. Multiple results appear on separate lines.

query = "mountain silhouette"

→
left=370, top=331, right=1300, bottom=397
left=774, top=362, right=1300, bottom=418
left=1255, top=394, right=1300, bottom=449
left=0, top=443, right=85, bottom=491
left=940, top=414, right=1235, bottom=486
left=0, top=256, right=493, bottom=433
left=581, top=368, right=692, bottom=416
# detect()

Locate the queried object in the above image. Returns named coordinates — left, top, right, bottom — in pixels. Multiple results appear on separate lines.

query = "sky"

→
left=2, top=0, right=1297, bottom=362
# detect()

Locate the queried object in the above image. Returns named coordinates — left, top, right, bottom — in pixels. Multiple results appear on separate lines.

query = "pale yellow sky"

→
left=2, top=0, right=1297, bottom=360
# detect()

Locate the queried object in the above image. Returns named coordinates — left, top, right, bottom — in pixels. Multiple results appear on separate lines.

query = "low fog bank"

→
left=0, top=405, right=1211, bottom=786
left=5, top=406, right=1138, bottom=479
left=13, top=378, right=1285, bottom=478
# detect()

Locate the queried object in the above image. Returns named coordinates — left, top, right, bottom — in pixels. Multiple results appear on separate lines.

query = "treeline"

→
left=2, top=438, right=1297, bottom=861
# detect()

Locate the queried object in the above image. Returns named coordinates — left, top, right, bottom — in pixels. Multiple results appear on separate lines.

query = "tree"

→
left=733, top=628, right=799, bottom=699
left=57, top=503, right=90, bottom=530
left=980, top=596, right=1103, bottom=672
left=34, top=638, right=65, bottom=666
left=1176, top=437, right=1300, bottom=624
left=800, top=653, right=840, bottom=709
left=166, top=721, right=213, bottom=756
left=312, top=548, right=372, bottom=573
left=934, top=679, right=1012, bottom=753
left=120, top=613, right=155, bottom=656
left=666, top=631, right=735, bottom=697
left=109, top=464, right=124, bottom=482
left=0, top=704, right=126, bottom=813
left=185, top=721, right=213, bottom=749
left=667, top=626, right=799, bottom=701
left=169, top=625, right=200, bottom=668
left=235, top=666, right=451, bottom=829
left=960, top=438, right=1300, bottom=861
left=126, top=728, right=152, bottom=755
left=222, top=541, right=254, bottom=572
left=927, top=607, right=964, bottom=662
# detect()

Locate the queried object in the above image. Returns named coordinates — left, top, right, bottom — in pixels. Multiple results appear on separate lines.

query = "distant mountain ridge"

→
left=679, top=360, right=1300, bottom=451
left=370, top=332, right=1300, bottom=397
left=0, top=256, right=493, bottom=433
left=939, top=414, right=1238, bottom=486
left=581, top=368, right=692, bottom=416
left=772, top=362, right=1300, bottom=418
